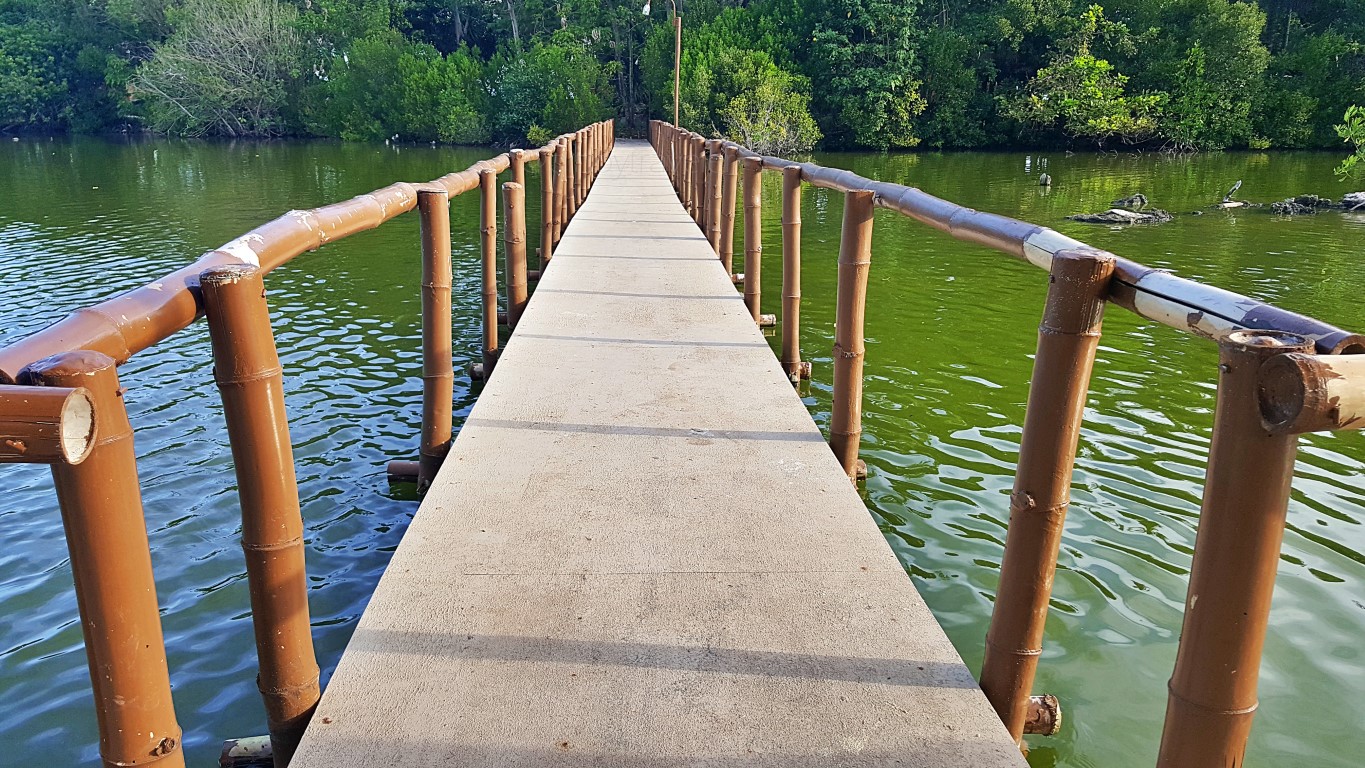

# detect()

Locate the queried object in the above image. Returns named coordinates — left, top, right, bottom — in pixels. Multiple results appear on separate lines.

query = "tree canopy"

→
left=0, top=0, right=1361, bottom=150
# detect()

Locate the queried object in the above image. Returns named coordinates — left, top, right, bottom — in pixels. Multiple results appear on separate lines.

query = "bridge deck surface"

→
left=290, top=140, right=1024, bottom=767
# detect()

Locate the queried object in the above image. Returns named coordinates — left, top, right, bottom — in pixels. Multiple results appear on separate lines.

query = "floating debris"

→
left=1068, top=208, right=1174, bottom=225
left=1270, top=195, right=1336, bottom=215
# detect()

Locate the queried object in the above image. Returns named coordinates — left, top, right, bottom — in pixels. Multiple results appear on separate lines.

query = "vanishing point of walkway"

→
left=289, top=141, right=1025, bottom=766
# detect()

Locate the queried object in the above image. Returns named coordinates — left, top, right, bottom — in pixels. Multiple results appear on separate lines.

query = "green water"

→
left=1, top=138, right=1362, bottom=767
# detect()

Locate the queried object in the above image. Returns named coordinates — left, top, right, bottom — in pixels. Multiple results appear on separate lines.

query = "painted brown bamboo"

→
left=706, top=145, right=723, bottom=254
left=1156, top=329, right=1313, bottom=768
left=509, top=148, right=527, bottom=191
left=199, top=266, right=321, bottom=768
left=1259, top=352, right=1365, bottom=434
left=692, top=135, right=706, bottom=223
left=565, top=135, right=579, bottom=220
left=503, top=182, right=529, bottom=330
left=779, top=165, right=810, bottom=383
left=577, top=128, right=587, bottom=205
left=720, top=146, right=740, bottom=274
left=741, top=156, right=765, bottom=323
left=978, top=249, right=1115, bottom=745
left=555, top=140, right=568, bottom=247
left=18, top=351, right=184, bottom=768
left=0, top=384, right=96, bottom=464
left=680, top=133, right=694, bottom=213
left=416, top=189, right=455, bottom=489
left=540, top=144, right=556, bottom=266
left=830, top=189, right=874, bottom=481
left=478, top=168, right=500, bottom=379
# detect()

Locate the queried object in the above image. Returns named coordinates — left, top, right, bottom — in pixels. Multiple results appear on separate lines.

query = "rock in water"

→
left=1112, top=193, right=1148, bottom=208
left=1271, top=194, right=1335, bottom=215
left=1343, top=192, right=1365, bottom=211
left=1067, top=208, right=1174, bottom=225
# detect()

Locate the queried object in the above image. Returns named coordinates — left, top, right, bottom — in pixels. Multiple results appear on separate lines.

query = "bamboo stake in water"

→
left=830, top=189, right=874, bottom=481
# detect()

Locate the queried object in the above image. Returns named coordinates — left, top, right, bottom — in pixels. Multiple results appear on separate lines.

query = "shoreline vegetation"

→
left=1, top=0, right=1363, bottom=157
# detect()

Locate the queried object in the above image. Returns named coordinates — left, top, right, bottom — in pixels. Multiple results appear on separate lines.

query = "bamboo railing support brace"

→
left=780, top=165, right=810, bottom=382
left=1156, top=329, right=1313, bottom=768
left=18, top=351, right=184, bottom=768
left=200, top=266, right=322, bottom=767
left=721, top=146, right=740, bottom=275
left=830, top=189, right=874, bottom=481
left=504, top=182, right=529, bottom=330
left=475, top=169, right=500, bottom=380
left=979, top=249, right=1115, bottom=745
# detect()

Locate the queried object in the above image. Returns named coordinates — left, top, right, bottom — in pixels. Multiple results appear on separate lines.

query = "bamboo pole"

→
left=692, top=135, right=706, bottom=223
left=720, top=146, right=740, bottom=275
left=475, top=168, right=500, bottom=380
left=0, top=384, right=96, bottom=464
left=706, top=142, right=723, bottom=254
left=416, top=189, right=455, bottom=489
left=509, top=148, right=526, bottom=191
left=555, top=140, right=568, bottom=246
left=830, top=189, right=874, bottom=481
left=504, top=182, right=528, bottom=330
left=18, top=351, right=184, bottom=768
left=680, top=133, right=694, bottom=214
left=1259, top=352, right=1365, bottom=434
left=578, top=128, right=588, bottom=205
left=200, top=266, right=321, bottom=767
left=566, top=135, right=579, bottom=220
left=540, top=144, right=556, bottom=267
left=979, top=249, right=1116, bottom=745
left=780, top=165, right=810, bottom=383
left=1156, top=329, right=1313, bottom=768
left=741, top=156, right=774, bottom=326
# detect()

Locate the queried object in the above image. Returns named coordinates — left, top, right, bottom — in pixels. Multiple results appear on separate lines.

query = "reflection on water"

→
left=1, top=138, right=1363, bottom=767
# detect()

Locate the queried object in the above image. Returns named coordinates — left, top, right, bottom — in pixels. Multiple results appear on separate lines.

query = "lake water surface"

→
left=1, top=137, right=1362, bottom=767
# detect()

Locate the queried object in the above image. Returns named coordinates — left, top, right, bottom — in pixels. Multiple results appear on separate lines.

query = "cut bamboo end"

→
left=0, top=384, right=97, bottom=465
left=757, top=314, right=777, bottom=328
left=1024, top=694, right=1062, bottom=736
left=386, top=460, right=420, bottom=483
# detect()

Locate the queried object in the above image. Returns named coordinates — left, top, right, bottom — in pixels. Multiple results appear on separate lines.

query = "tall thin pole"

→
left=979, top=249, right=1115, bottom=745
left=200, top=265, right=322, bottom=767
left=19, top=351, right=184, bottom=768
left=830, top=189, right=874, bottom=481
left=1156, top=330, right=1313, bottom=768
left=780, top=165, right=809, bottom=383
left=503, top=181, right=529, bottom=330
left=741, top=156, right=764, bottom=322
left=478, top=168, right=499, bottom=379
left=673, top=14, right=681, bottom=127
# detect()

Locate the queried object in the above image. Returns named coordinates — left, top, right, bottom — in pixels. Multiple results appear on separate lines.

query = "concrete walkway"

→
left=290, top=141, right=1025, bottom=767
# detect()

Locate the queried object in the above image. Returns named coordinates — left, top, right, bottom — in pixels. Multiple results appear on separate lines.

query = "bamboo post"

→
left=720, top=146, right=740, bottom=275
left=740, top=156, right=774, bottom=326
left=1260, top=352, right=1365, bottom=434
left=0, top=384, right=96, bottom=464
left=1156, top=329, right=1313, bottom=768
left=417, top=189, right=455, bottom=489
left=509, top=148, right=526, bottom=191
left=577, top=129, right=587, bottom=206
left=672, top=128, right=682, bottom=193
left=555, top=140, right=568, bottom=246
left=680, top=133, right=693, bottom=213
left=504, top=181, right=528, bottom=330
left=692, top=136, right=706, bottom=223
left=475, top=168, right=500, bottom=380
left=706, top=143, right=723, bottom=254
left=978, top=249, right=1116, bottom=745
left=199, top=266, right=322, bottom=767
left=540, top=144, right=556, bottom=267
left=830, top=189, right=874, bottom=481
left=780, top=165, right=811, bottom=382
left=566, top=135, right=579, bottom=220
left=18, top=351, right=184, bottom=768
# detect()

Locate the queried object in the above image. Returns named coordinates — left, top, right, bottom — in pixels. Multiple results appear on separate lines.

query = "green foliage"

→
left=1337, top=106, right=1365, bottom=180
left=302, top=30, right=490, bottom=143
left=719, top=52, right=821, bottom=154
left=490, top=42, right=615, bottom=145
left=132, top=0, right=300, bottom=137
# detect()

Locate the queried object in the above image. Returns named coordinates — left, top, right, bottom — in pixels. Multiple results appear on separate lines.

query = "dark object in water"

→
left=1039, top=173, right=1052, bottom=186
left=1270, top=195, right=1335, bottom=215
left=1068, top=208, right=1174, bottom=225
left=1113, top=193, right=1148, bottom=209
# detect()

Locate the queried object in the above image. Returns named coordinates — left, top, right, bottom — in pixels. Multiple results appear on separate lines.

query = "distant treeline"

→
left=1, top=0, right=1361, bottom=152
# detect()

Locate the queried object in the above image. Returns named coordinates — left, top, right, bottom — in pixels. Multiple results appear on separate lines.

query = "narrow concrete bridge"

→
left=288, top=140, right=1024, bottom=766
left=5, top=120, right=1362, bottom=768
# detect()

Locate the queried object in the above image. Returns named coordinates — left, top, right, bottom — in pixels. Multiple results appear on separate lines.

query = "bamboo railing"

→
left=0, top=120, right=615, bottom=768
left=649, top=119, right=1365, bottom=768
